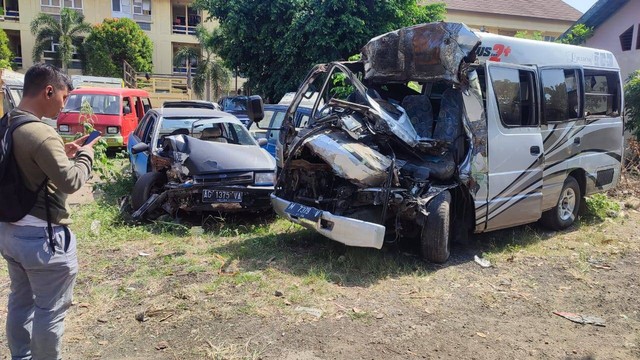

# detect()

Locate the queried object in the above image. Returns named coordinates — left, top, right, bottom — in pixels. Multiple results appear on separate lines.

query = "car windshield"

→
left=63, top=94, right=120, bottom=115
left=160, top=117, right=257, bottom=146
left=221, top=97, right=248, bottom=111
left=8, top=87, right=22, bottom=105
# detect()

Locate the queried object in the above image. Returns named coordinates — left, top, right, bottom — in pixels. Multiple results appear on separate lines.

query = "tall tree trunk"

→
left=206, top=77, right=211, bottom=101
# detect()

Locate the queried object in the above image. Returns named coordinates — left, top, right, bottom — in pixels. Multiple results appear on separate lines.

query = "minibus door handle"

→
left=530, top=146, right=541, bottom=156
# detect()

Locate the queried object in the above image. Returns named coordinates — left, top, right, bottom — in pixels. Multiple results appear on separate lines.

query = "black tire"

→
left=131, top=172, right=167, bottom=211
left=420, top=191, right=451, bottom=263
left=540, top=176, right=581, bottom=230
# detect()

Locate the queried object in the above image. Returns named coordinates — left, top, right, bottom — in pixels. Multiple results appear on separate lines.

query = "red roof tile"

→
left=423, top=0, right=582, bottom=21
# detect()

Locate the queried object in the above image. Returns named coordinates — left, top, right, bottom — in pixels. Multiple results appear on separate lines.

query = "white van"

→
left=265, top=22, right=624, bottom=263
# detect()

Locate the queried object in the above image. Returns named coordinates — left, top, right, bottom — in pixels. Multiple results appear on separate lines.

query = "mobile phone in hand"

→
left=83, top=130, right=101, bottom=146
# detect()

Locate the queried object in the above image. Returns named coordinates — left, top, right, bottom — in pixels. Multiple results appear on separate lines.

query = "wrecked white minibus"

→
left=262, top=22, right=624, bottom=263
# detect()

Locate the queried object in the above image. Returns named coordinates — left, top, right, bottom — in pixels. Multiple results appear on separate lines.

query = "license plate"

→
left=284, top=202, right=322, bottom=221
left=202, top=189, right=243, bottom=203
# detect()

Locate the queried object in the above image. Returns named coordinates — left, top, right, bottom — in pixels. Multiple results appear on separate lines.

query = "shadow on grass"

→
left=468, top=218, right=593, bottom=258
left=211, top=227, right=434, bottom=287
left=209, top=212, right=605, bottom=288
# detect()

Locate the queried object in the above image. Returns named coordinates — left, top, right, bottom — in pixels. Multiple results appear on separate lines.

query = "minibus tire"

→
left=131, top=171, right=167, bottom=213
left=421, top=191, right=451, bottom=263
left=541, top=176, right=581, bottom=230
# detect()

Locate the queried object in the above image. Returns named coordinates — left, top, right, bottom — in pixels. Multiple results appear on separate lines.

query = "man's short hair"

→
left=22, top=64, right=73, bottom=97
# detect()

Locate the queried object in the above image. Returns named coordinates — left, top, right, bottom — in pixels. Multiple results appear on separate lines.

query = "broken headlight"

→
left=254, top=172, right=276, bottom=186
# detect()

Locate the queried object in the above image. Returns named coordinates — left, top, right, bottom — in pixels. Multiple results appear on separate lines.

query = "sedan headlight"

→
left=106, top=126, right=119, bottom=134
left=58, top=124, right=69, bottom=132
left=254, top=172, right=276, bottom=186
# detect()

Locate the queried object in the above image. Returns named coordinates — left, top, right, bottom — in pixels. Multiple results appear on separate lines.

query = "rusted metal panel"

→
left=361, top=22, right=481, bottom=84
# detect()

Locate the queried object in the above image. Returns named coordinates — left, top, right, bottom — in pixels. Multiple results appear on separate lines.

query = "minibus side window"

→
left=123, top=97, right=133, bottom=115
left=541, top=69, right=581, bottom=123
left=490, top=67, right=537, bottom=127
left=583, top=69, right=620, bottom=117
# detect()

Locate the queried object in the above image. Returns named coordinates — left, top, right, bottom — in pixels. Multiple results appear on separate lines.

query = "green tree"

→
left=0, top=29, right=13, bottom=69
left=83, top=18, right=153, bottom=77
left=30, top=8, right=91, bottom=73
left=174, top=26, right=231, bottom=101
left=514, top=30, right=543, bottom=41
left=559, top=24, right=593, bottom=45
left=625, top=70, right=640, bottom=141
left=194, top=0, right=445, bottom=100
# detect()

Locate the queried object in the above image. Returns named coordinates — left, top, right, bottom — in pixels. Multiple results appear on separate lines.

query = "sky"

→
left=563, top=0, right=598, bottom=13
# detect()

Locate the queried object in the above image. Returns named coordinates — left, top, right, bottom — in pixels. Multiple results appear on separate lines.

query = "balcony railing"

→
left=40, top=5, right=82, bottom=15
left=1, top=9, right=19, bottom=20
left=172, top=24, right=197, bottom=35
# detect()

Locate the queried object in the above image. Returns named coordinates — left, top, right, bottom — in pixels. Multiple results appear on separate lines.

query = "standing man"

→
left=0, top=64, right=99, bottom=359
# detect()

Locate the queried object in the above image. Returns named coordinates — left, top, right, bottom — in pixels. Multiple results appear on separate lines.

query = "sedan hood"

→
left=165, top=135, right=276, bottom=175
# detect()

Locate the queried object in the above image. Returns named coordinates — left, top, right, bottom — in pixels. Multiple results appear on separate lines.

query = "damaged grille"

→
left=192, top=172, right=254, bottom=185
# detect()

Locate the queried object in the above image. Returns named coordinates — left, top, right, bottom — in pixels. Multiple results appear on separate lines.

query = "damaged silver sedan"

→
left=128, top=102, right=276, bottom=220
left=264, top=23, right=484, bottom=263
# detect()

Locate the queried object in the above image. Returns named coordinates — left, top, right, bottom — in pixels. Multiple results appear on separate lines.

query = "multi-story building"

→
left=0, top=0, right=215, bottom=75
left=422, top=0, right=582, bottom=41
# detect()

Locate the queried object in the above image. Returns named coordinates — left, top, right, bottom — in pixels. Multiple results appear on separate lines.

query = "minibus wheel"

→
left=541, top=176, right=581, bottom=230
left=421, top=191, right=451, bottom=263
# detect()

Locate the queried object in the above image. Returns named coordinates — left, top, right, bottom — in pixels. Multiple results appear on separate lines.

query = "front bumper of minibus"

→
left=271, top=194, right=386, bottom=249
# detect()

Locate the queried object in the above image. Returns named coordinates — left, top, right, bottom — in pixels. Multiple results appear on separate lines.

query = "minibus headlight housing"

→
left=58, top=125, right=69, bottom=132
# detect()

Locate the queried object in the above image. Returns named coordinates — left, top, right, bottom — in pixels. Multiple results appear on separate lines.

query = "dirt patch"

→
left=1, top=192, right=639, bottom=359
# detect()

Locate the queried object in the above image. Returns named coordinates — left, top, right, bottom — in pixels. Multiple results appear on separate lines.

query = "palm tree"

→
left=174, top=25, right=230, bottom=101
left=31, top=8, right=91, bottom=73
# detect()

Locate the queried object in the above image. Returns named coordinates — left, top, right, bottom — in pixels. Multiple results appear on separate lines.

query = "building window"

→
left=137, top=22, right=151, bottom=31
left=63, top=0, right=82, bottom=9
left=637, top=24, right=640, bottom=50
left=584, top=70, right=621, bottom=117
left=544, top=36, right=556, bottom=42
left=112, top=0, right=120, bottom=11
left=41, top=0, right=61, bottom=6
left=620, top=25, right=633, bottom=51
left=541, top=69, right=581, bottom=122
left=133, top=0, right=151, bottom=15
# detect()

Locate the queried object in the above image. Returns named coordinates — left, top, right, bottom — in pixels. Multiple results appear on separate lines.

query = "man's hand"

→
left=65, top=134, right=101, bottom=158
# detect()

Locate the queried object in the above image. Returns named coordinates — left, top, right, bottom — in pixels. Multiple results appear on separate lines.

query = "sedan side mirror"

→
left=247, top=95, right=264, bottom=123
left=131, top=142, right=149, bottom=154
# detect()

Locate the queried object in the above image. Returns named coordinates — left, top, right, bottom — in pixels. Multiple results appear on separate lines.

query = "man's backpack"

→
left=0, top=112, right=47, bottom=222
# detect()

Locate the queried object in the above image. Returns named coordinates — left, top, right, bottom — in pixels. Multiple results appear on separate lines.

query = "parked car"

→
left=127, top=101, right=275, bottom=219
left=163, top=100, right=221, bottom=110
left=249, top=104, right=312, bottom=157
left=219, top=95, right=251, bottom=126
left=57, top=87, right=152, bottom=149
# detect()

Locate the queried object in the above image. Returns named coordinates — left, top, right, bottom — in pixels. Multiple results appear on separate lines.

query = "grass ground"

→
left=1, top=162, right=639, bottom=359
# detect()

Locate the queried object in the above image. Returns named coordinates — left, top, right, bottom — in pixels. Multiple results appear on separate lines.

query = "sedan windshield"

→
left=160, top=117, right=257, bottom=146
